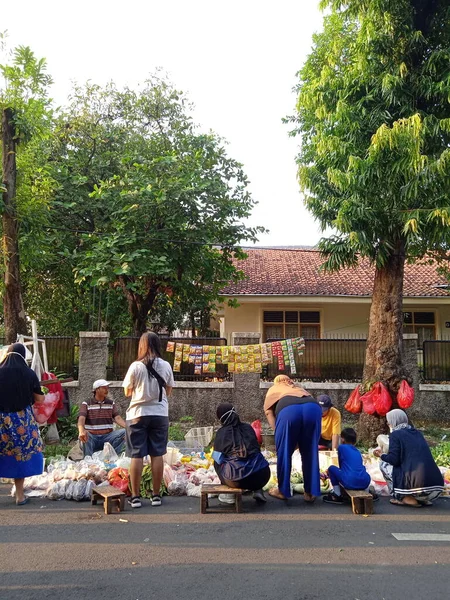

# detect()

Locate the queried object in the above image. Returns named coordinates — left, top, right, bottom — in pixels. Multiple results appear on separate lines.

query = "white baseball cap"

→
left=93, top=379, right=112, bottom=390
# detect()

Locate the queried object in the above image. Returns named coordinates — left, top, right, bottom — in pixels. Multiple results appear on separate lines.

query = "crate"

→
left=169, top=440, right=204, bottom=455
left=185, top=426, right=214, bottom=448
left=319, top=450, right=339, bottom=469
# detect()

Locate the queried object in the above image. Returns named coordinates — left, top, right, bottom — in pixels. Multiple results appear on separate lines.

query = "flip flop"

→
left=16, top=498, right=28, bottom=506
left=390, top=498, right=421, bottom=508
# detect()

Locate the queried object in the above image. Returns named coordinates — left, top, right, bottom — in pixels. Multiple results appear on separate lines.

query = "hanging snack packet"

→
left=194, top=345, right=203, bottom=356
left=203, top=353, right=209, bottom=362
left=202, top=345, right=210, bottom=354
left=173, top=360, right=181, bottom=372
left=166, top=341, right=175, bottom=353
left=194, top=364, right=202, bottom=375
left=222, top=347, right=229, bottom=364
left=255, top=362, right=262, bottom=373
left=208, top=346, right=216, bottom=355
left=207, top=363, right=216, bottom=373
left=202, top=362, right=209, bottom=373
left=228, top=362, right=235, bottom=372
left=188, top=354, right=195, bottom=364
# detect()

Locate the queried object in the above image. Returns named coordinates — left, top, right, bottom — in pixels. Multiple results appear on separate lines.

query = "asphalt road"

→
left=0, top=485, right=449, bottom=600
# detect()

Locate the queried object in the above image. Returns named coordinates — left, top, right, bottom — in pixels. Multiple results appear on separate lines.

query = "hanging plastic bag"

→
left=372, top=382, right=392, bottom=417
left=32, top=393, right=60, bottom=425
left=344, top=386, right=362, bottom=414
left=251, top=419, right=263, bottom=444
left=360, top=387, right=376, bottom=415
left=397, top=380, right=414, bottom=409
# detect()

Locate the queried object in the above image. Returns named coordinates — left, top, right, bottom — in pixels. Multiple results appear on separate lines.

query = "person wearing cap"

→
left=78, top=379, right=126, bottom=457
left=318, top=395, right=341, bottom=451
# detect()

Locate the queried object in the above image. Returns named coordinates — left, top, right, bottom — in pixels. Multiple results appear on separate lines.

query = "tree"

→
left=1, top=43, right=53, bottom=342
left=290, top=0, right=450, bottom=441
left=51, top=78, right=263, bottom=335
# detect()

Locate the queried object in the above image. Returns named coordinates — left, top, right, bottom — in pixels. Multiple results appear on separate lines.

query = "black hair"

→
left=341, top=427, right=357, bottom=445
left=137, top=331, right=162, bottom=365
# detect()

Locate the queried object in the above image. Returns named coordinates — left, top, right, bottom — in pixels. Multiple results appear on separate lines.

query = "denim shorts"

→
left=126, top=415, right=169, bottom=458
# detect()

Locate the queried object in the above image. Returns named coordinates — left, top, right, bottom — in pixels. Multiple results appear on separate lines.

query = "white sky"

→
left=3, top=0, right=325, bottom=246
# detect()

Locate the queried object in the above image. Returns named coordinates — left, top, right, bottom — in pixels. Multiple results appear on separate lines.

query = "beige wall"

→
left=221, top=297, right=450, bottom=342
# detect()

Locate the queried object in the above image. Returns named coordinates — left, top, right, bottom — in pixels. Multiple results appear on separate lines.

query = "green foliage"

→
left=57, top=404, right=79, bottom=444
left=290, top=0, right=450, bottom=271
left=168, top=423, right=185, bottom=441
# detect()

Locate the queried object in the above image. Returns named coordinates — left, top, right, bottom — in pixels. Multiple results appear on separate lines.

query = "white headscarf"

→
left=386, top=409, right=410, bottom=432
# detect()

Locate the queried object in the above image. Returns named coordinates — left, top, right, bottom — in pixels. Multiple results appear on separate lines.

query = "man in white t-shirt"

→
left=123, top=332, right=174, bottom=508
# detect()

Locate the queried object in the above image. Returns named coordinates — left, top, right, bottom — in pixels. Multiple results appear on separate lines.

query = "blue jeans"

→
left=83, top=429, right=126, bottom=457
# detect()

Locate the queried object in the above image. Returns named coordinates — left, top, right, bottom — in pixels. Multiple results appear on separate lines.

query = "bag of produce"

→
left=73, top=478, right=89, bottom=501
left=108, top=467, right=130, bottom=495
left=32, top=392, right=60, bottom=425
left=344, top=386, right=362, bottom=414
left=360, top=386, right=376, bottom=415
left=372, top=382, right=392, bottom=417
left=397, top=380, right=414, bottom=409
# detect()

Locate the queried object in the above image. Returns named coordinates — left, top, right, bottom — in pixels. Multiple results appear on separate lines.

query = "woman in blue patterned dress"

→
left=0, top=343, right=45, bottom=505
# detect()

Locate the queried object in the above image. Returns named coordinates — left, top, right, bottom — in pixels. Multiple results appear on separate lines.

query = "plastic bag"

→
left=360, top=387, right=376, bottom=415
left=92, top=442, right=118, bottom=468
left=167, top=471, right=188, bottom=496
left=32, top=392, right=60, bottom=425
left=251, top=419, right=263, bottom=444
left=108, top=467, right=130, bottom=495
left=344, top=386, right=362, bottom=414
left=65, top=480, right=76, bottom=501
left=46, top=480, right=70, bottom=500
left=397, top=380, right=414, bottom=409
left=72, top=479, right=89, bottom=501
left=116, top=455, right=132, bottom=470
left=186, top=482, right=202, bottom=497
left=372, top=382, right=392, bottom=417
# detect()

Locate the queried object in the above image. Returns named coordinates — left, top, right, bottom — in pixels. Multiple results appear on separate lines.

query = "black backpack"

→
left=145, top=359, right=166, bottom=402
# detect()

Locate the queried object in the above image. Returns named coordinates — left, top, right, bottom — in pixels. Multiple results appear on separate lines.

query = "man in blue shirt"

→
left=322, top=428, right=372, bottom=504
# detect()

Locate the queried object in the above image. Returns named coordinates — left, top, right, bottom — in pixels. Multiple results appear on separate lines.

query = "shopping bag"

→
left=32, top=392, right=60, bottom=425
left=344, top=386, right=362, bottom=414
left=360, top=387, right=376, bottom=415
left=372, top=382, right=392, bottom=417
left=397, top=380, right=414, bottom=409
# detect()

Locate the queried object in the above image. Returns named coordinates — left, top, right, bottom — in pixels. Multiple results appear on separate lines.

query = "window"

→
left=403, top=311, right=436, bottom=346
left=263, top=310, right=320, bottom=341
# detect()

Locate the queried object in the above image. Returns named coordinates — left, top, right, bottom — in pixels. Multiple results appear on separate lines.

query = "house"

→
left=218, top=247, right=450, bottom=345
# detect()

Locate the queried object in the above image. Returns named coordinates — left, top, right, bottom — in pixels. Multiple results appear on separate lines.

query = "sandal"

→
left=304, top=493, right=316, bottom=504
left=390, top=498, right=421, bottom=508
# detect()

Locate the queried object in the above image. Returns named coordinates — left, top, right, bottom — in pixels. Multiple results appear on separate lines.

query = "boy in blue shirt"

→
left=322, top=427, right=372, bottom=504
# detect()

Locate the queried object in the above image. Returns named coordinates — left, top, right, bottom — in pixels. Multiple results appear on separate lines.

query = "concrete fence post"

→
left=78, top=332, right=110, bottom=401
left=231, top=332, right=262, bottom=422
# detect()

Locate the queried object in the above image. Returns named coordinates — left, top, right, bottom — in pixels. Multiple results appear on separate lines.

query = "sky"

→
left=3, top=0, right=325, bottom=247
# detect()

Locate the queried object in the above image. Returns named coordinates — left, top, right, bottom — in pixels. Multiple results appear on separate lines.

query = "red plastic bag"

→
left=372, top=382, right=392, bottom=417
left=32, top=393, right=60, bottom=425
left=108, top=467, right=131, bottom=495
left=251, top=419, right=263, bottom=444
left=360, top=387, right=376, bottom=415
left=41, top=372, right=64, bottom=424
left=344, top=386, right=362, bottom=414
left=397, top=380, right=414, bottom=409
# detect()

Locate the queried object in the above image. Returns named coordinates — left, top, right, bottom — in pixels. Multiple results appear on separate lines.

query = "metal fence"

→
left=262, top=338, right=367, bottom=382
left=108, top=336, right=231, bottom=381
left=0, top=336, right=77, bottom=378
left=422, top=340, right=450, bottom=382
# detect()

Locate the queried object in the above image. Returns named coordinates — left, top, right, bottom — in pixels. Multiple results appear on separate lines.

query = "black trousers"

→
left=319, top=436, right=332, bottom=449
left=215, top=463, right=271, bottom=491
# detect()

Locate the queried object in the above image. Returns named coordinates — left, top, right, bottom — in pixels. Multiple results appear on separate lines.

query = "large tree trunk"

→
left=118, top=276, right=158, bottom=337
left=2, top=108, right=28, bottom=343
left=358, top=241, right=407, bottom=444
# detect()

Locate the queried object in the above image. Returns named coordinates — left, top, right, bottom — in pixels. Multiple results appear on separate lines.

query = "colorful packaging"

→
left=166, top=341, right=175, bottom=353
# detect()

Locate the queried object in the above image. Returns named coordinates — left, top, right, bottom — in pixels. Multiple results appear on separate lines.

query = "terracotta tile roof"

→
left=222, top=248, right=449, bottom=297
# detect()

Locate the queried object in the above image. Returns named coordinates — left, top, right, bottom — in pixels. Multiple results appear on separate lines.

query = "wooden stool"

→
left=340, top=485, right=374, bottom=515
left=91, top=485, right=126, bottom=515
left=200, top=484, right=243, bottom=514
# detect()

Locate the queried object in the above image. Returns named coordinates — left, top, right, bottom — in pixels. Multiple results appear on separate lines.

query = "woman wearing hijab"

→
left=0, top=343, right=45, bottom=505
left=374, top=409, right=444, bottom=507
left=213, top=403, right=270, bottom=503
left=264, top=375, right=321, bottom=502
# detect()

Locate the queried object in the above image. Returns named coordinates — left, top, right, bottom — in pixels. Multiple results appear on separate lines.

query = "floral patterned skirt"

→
left=0, top=405, right=44, bottom=479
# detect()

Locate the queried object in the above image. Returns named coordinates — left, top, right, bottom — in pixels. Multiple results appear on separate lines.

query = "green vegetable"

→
left=140, top=465, right=168, bottom=498
left=290, top=472, right=304, bottom=484
left=293, top=483, right=304, bottom=494
left=431, top=442, right=450, bottom=467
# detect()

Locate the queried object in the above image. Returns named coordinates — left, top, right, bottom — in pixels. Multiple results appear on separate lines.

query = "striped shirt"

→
left=79, top=398, right=118, bottom=435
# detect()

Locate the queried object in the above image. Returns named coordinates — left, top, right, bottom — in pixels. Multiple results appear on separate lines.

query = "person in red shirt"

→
left=78, top=379, right=126, bottom=457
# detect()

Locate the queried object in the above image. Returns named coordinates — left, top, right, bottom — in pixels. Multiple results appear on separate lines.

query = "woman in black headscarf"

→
left=0, top=343, right=45, bottom=505
left=213, top=403, right=271, bottom=503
